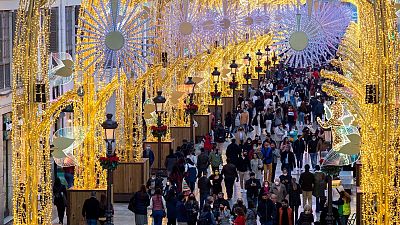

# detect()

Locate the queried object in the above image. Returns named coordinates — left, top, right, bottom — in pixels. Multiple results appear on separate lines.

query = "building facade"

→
left=0, top=0, right=81, bottom=223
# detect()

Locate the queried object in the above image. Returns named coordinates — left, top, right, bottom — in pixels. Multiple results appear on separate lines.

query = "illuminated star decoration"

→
left=272, top=3, right=351, bottom=68
left=245, top=7, right=271, bottom=36
left=51, top=127, right=86, bottom=167
left=77, top=0, right=155, bottom=80
left=214, top=0, right=247, bottom=45
left=163, top=0, right=203, bottom=57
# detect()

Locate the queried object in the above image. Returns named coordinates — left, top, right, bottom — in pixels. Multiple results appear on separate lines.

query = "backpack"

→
left=197, top=212, right=211, bottom=225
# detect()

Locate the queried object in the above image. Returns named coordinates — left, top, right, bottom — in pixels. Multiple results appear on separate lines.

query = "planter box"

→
left=170, top=126, right=191, bottom=146
left=67, top=188, right=106, bottom=225
left=193, top=113, right=212, bottom=141
left=113, top=159, right=150, bottom=202
left=143, top=140, right=175, bottom=173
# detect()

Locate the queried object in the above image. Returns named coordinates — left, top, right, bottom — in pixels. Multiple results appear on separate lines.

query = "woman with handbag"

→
left=53, top=177, right=67, bottom=225
left=129, top=185, right=150, bottom=225
left=150, top=188, right=167, bottom=225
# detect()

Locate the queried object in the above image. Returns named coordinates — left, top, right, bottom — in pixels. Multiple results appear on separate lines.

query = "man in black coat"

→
left=299, top=164, right=315, bottom=208
left=257, top=192, right=274, bottom=225
left=293, top=135, right=306, bottom=171
left=214, top=121, right=226, bottom=143
left=82, top=191, right=101, bottom=224
left=221, top=159, right=239, bottom=200
left=198, top=172, right=212, bottom=209
left=245, top=172, right=261, bottom=206
left=280, top=146, right=296, bottom=176
left=197, top=149, right=210, bottom=178
left=226, top=139, right=241, bottom=166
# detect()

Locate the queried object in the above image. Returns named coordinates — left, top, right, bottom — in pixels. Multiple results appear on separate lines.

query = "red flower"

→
left=319, top=158, right=325, bottom=164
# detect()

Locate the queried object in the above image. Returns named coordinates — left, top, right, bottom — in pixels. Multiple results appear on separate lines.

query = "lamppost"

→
left=211, top=67, right=221, bottom=120
left=229, top=60, right=238, bottom=114
left=243, top=53, right=252, bottom=98
left=255, top=49, right=263, bottom=85
left=153, top=91, right=166, bottom=173
left=264, top=46, right=271, bottom=79
left=185, top=77, right=196, bottom=143
left=326, top=174, right=334, bottom=225
left=272, top=50, right=278, bottom=70
left=101, top=114, right=118, bottom=225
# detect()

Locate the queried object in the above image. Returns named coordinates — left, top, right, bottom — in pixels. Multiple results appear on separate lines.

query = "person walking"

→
left=233, top=207, right=246, bottom=225
left=221, top=159, right=239, bottom=200
left=245, top=172, right=261, bottom=206
left=279, top=199, right=293, bottom=225
left=246, top=201, right=257, bottom=225
left=257, top=192, right=274, bottom=225
left=209, top=147, right=223, bottom=172
left=165, top=149, right=178, bottom=177
left=333, top=191, right=352, bottom=225
left=280, top=147, right=296, bottom=177
left=216, top=204, right=231, bottom=225
left=198, top=204, right=217, bottom=225
left=184, top=159, right=198, bottom=192
left=209, top=170, right=223, bottom=196
left=307, top=135, right=319, bottom=169
left=226, top=139, right=241, bottom=166
left=313, top=165, right=326, bottom=212
left=299, top=164, right=314, bottom=208
left=82, top=191, right=100, bottom=225
left=128, top=185, right=150, bottom=225
left=143, top=145, right=155, bottom=168
left=53, top=177, right=67, bottom=225
left=297, top=205, right=314, bottom=225
left=150, top=188, right=167, bottom=225
left=165, top=189, right=178, bottom=225
left=176, top=194, right=188, bottom=225
left=288, top=178, right=301, bottom=221
left=237, top=151, right=251, bottom=191
left=261, top=141, right=273, bottom=182
left=271, top=143, right=280, bottom=181
left=293, top=135, right=306, bottom=172
left=270, top=178, right=287, bottom=203
left=197, top=148, right=210, bottom=178
left=273, top=123, right=286, bottom=149
left=250, top=153, right=263, bottom=180
left=185, top=193, right=200, bottom=225
left=198, top=172, right=212, bottom=209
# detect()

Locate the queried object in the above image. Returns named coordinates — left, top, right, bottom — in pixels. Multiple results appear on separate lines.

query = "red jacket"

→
left=234, top=215, right=246, bottom=225
left=204, top=134, right=213, bottom=151
left=279, top=207, right=293, bottom=225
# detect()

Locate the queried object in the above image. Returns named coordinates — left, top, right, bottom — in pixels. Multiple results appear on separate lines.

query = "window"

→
left=66, top=6, right=74, bottom=56
left=0, top=11, right=11, bottom=90
left=49, top=8, right=59, bottom=53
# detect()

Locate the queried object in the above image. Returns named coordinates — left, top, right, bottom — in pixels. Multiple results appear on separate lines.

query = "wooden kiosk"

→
left=193, top=113, right=212, bottom=141
left=170, top=126, right=191, bottom=146
left=143, top=139, right=175, bottom=172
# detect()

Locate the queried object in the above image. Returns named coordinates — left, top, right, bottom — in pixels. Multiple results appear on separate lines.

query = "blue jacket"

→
left=143, top=149, right=155, bottom=166
left=176, top=200, right=188, bottom=222
left=166, top=197, right=178, bottom=219
left=261, top=147, right=273, bottom=164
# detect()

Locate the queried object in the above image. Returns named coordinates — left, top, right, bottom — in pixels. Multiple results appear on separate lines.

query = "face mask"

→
left=275, top=182, right=280, bottom=185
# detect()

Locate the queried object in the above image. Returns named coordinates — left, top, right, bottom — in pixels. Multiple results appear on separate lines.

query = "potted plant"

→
left=151, top=125, right=168, bottom=138
left=99, top=154, right=120, bottom=171
left=185, top=103, right=199, bottom=115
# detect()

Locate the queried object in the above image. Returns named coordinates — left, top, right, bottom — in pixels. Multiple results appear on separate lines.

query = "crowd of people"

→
left=52, top=66, right=353, bottom=225
left=121, top=67, right=354, bottom=225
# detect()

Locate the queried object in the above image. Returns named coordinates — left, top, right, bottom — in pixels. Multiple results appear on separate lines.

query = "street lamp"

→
left=153, top=91, right=166, bottom=173
left=185, top=77, right=196, bottom=143
left=101, top=114, right=118, bottom=225
left=229, top=60, right=238, bottom=115
left=264, top=46, right=271, bottom=79
left=211, top=67, right=220, bottom=121
left=243, top=54, right=252, bottom=98
left=255, top=49, right=263, bottom=85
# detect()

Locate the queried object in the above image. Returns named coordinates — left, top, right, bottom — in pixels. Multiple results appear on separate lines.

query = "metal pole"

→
left=189, top=93, right=194, bottom=143
left=157, top=113, right=162, bottom=172
left=214, top=83, right=218, bottom=121
left=257, top=61, right=261, bottom=86
left=105, top=143, right=113, bottom=225
left=326, top=175, right=334, bottom=225
left=232, top=74, right=236, bottom=114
